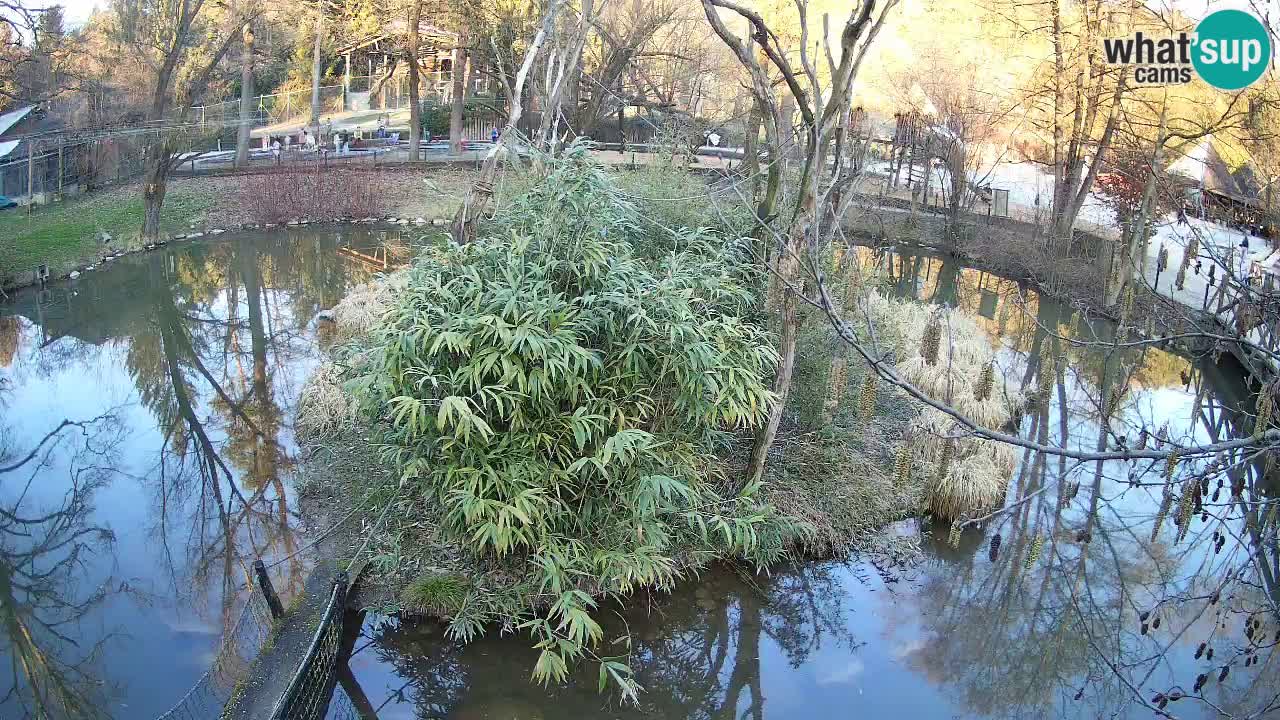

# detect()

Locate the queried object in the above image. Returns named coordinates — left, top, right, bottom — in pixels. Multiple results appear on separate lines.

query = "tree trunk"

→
left=1048, top=0, right=1067, bottom=248
left=747, top=277, right=799, bottom=486
left=449, top=32, right=469, bottom=155
left=743, top=100, right=761, bottom=192
left=451, top=0, right=561, bottom=244
left=406, top=0, right=422, bottom=161
left=235, top=22, right=255, bottom=168
left=309, top=13, right=323, bottom=134
left=562, top=46, right=582, bottom=139
left=779, top=93, right=796, bottom=160
left=142, top=149, right=170, bottom=242
left=1114, top=96, right=1168, bottom=302
left=748, top=198, right=813, bottom=485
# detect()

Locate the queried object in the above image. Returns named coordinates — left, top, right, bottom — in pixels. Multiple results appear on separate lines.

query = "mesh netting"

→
left=152, top=590, right=276, bottom=720
left=269, top=573, right=350, bottom=720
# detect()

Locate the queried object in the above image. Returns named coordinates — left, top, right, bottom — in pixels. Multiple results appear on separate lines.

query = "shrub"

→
left=613, top=161, right=754, bottom=256
left=234, top=168, right=384, bottom=224
left=418, top=97, right=501, bottom=137
left=352, top=143, right=801, bottom=695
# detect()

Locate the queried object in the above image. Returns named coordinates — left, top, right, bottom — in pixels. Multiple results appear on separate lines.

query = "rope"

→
left=262, top=490, right=377, bottom=569
left=345, top=486, right=403, bottom=574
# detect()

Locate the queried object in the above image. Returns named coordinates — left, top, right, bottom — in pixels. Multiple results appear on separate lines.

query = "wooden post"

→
left=617, top=103, right=625, bottom=149
left=27, top=138, right=36, bottom=215
left=57, top=141, right=64, bottom=197
left=254, top=559, right=286, bottom=619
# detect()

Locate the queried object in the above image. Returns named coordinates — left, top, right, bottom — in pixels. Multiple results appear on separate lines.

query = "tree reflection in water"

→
left=347, top=561, right=859, bottom=719
left=0, top=413, right=128, bottom=719
left=0, top=228, right=419, bottom=718
left=123, top=236, right=359, bottom=626
left=867, top=245, right=1280, bottom=719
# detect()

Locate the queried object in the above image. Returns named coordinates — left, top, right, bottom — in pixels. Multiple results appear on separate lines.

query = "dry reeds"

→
left=296, top=362, right=359, bottom=439
left=330, top=272, right=406, bottom=341
left=865, top=289, right=1021, bottom=522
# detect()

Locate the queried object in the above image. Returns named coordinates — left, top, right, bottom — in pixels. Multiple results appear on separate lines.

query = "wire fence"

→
left=152, top=589, right=277, bottom=720
left=0, top=133, right=155, bottom=203
left=269, top=572, right=351, bottom=720
left=189, top=85, right=345, bottom=131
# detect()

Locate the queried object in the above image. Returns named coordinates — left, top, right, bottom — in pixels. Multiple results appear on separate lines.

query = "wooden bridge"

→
left=1184, top=266, right=1280, bottom=384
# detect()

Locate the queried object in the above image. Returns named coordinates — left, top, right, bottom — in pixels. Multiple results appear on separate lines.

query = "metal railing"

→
left=268, top=571, right=350, bottom=720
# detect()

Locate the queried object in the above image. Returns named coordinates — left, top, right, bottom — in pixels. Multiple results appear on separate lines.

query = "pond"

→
left=2, top=237, right=1276, bottom=719
left=335, top=246, right=1278, bottom=720
left=0, top=226, right=420, bottom=719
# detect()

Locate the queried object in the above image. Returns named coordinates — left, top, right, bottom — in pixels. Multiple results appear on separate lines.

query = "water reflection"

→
left=861, top=246, right=1279, bottom=719
left=0, top=413, right=125, bottom=719
left=346, top=245, right=1276, bottom=720
left=0, top=226, right=419, bottom=719
left=345, top=562, right=866, bottom=720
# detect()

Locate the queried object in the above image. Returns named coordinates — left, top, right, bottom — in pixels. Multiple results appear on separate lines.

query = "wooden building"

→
left=335, top=21, right=490, bottom=113
left=1169, top=138, right=1265, bottom=233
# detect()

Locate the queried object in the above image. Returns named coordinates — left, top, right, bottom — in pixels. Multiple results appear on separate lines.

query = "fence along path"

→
left=151, top=587, right=277, bottom=720
left=141, top=556, right=363, bottom=720
left=219, top=557, right=344, bottom=720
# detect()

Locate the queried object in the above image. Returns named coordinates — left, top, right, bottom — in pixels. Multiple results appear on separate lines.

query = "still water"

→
left=2, top=236, right=1275, bottom=719
left=0, top=227, right=416, bottom=719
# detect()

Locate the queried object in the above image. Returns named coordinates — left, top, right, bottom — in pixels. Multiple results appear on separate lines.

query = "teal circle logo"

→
left=1193, top=9, right=1271, bottom=90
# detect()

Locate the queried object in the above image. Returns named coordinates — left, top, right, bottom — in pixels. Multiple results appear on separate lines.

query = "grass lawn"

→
left=0, top=184, right=213, bottom=288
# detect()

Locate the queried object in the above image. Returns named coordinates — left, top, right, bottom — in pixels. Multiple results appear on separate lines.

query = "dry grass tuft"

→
left=296, top=362, right=359, bottom=440
left=859, top=291, right=1022, bottom=522
left=929, top=452, right=1008, bottom=520
left=907, top=407, right=1013, bottom=520
left=0, top=315, right=20, bottom=368
left=330, top=272, right=407, bottom=341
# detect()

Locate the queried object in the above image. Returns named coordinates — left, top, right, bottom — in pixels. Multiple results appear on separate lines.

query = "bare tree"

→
left=111, top=0, right=256, bottom=241
left=234, top=18, right=256, bottom=167
left=450, top=0, right=561, bottom=244
left=572, top=0, right=681, bottom=138
left=701, top=0, right=898, bottom=485
left=0, top=1, right=70, bottom=109
left=894, top=55, right=1008, bottom=239
left=534, top=0, right=597, bottom=155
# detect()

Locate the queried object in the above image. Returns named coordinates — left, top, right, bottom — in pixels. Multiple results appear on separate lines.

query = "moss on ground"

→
left=401, top=572, right=471, bottom=616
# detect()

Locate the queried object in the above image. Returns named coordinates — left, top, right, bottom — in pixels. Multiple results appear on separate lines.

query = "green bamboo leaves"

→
left=355, top=149, right=802, bottom=695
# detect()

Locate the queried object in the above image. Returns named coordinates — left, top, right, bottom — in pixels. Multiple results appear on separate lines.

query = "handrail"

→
left=268, top=571, right=350, bottom=720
